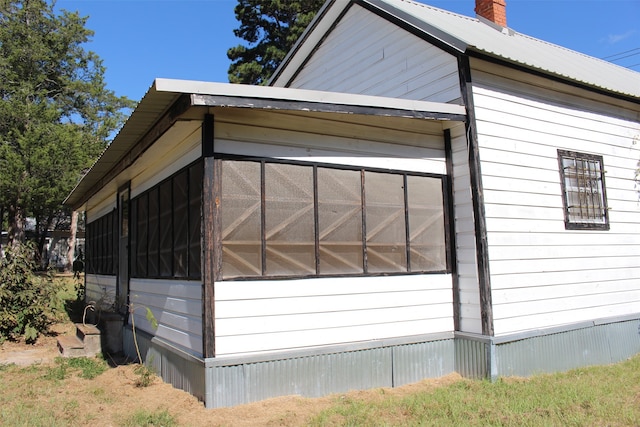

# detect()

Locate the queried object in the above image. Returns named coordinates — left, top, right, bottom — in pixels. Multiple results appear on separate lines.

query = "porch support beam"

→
left=458, top=55, right=494, bottom=337
left=201, top=114, right=220, bottom=358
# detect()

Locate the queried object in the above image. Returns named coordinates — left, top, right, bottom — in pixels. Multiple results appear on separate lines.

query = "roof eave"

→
left=64, top=79, right=466, bottom=210
left=466, top=48, right=640, bottom=104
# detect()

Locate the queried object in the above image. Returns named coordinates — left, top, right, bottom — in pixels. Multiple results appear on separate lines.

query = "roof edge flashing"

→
left=360, top=0, right=468, bottom=54
left=475, top=14, right=514, bottom=35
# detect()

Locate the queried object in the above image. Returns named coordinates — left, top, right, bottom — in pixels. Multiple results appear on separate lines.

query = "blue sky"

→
left=55, top=0, right=640, bottom=102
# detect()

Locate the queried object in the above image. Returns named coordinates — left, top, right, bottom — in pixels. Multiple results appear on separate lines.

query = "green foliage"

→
left=0, top=242, right=60, bottom=343
left=227, top=0, right=325, bottom=84
left=43, top=359, right=69, bottom=381
left=145, top=306, right=159, bottom=330
left=133, top=362, right=156, bottom=388
left=44, top=357, right=107, bottom=381
left=65, top=356, right=107, bottom=379
left=123, top=409, right=177, bottom=427
left=0, top=0, right=135, bottom=244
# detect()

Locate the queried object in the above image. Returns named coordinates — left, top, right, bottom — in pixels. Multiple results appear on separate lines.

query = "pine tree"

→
left=0, top=0, right=134, bottom=249
left=227, top=0, right=325, bottom=85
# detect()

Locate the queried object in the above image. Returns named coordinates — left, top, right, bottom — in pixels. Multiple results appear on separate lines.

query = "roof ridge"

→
left=395, top=0, right=478, bottom=23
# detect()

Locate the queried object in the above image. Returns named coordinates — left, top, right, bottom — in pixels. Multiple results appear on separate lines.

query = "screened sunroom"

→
left=66, top=79, right=466, bottom=407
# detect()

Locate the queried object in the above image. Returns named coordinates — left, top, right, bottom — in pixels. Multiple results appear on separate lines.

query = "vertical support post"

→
left=444, top=129, right=460, bottom=331
left=201, top=114, right=220, bottom=358
left=458, top=55, right=494, bottom=337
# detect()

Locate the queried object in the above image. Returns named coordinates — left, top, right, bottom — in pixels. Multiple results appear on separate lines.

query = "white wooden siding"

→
left=214, top=108, right=447, bottom=175
left=288, top=5, right=461, bottom=103
left=85, top=274, right=117, bottom=310
left=84, top=122, right=200, bottom=220
left=129, top=121, right=202, bottom=198
left=471, top=65, right=640, bottom=335
left=215, top=275, right=453, bottom=356
left=85, top=121, right=201, bottom=218
left=86, top=195, right=116, bottom=224
left=129, top=278, right=203, bottom=356
left=449, top=123, right=482, bottom=334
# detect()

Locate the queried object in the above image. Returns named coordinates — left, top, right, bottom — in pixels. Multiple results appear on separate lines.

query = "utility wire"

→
left=602, top=47, right=640, bottom=61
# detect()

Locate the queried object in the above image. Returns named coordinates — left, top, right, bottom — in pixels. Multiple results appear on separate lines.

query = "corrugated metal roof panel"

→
left=373, top=0, right=640, bottom=99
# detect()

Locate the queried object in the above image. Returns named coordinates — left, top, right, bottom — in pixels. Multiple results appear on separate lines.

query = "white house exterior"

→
left=271, top=0, right=640, bottom=377
left=65, top=0, right=640, bottom=408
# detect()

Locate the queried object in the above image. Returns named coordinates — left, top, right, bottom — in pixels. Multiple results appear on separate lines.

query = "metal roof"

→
left=375, top=0, right=640, bottom=99
left=64, top=78, right=465, bottom=208
left=273, top=0, right=640, bottom=100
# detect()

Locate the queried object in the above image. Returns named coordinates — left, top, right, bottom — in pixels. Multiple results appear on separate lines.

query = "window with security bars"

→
left=220, top=158, right=449, bottom=279
left=557, top=150, right=609, bottom=230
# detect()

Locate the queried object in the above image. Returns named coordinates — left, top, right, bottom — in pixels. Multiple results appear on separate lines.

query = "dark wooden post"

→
left=444, top=129, right=460, bottom=332
left=201, top=114, right=221, bottom=358
left=458, top=55, right=494, bottom=337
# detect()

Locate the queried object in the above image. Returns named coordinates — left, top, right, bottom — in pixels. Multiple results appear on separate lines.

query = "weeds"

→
left=65, top=356, right=108, bottom=379
left=43, top=357, right=107, bottom=381
left=123, top=409, right=176, bottom=427
left=133, top=363, right=156, bottom=388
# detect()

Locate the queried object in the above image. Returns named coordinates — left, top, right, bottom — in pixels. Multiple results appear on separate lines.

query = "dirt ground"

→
left=0, top=323, right=461, bottom=426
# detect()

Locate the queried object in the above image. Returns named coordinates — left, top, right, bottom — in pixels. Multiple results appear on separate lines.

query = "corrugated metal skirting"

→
left=123, top=328, right=206, bottom=402
left=122, top=329, right=456, bottom=409
left=454, top=336, right=487, bottom=379
left=206, top=339, right=455, bottom=408
left=495, top=319, right=640, bottom=377
left=121, top=318, right=640, bottom=409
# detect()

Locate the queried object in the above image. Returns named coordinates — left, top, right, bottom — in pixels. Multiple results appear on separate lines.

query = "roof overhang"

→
left=64, top=78, right=466, bottom=209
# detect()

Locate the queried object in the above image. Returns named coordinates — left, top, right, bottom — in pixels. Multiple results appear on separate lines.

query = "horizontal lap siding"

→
left=84, top=121, right=200, bottom=219
left=85, top=274, right=117, bottom=309
left=215, top=275, right=453, bottom=356
left=130, top=121, right=201, bottom=198
left=86, top=197, right=116, bottom=226
left=214, top=109, right=447, bottom=175
left=289, top=5, right=461, bottom=103
left=472, top=69, right=640, bottom=335
left=129, top=278, right=203, bottom=356
left=450, top=123, right=482, bottom=334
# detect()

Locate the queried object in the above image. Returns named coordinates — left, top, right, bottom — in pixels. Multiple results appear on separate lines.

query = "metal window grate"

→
left=558, top=150, right=609, bottom=230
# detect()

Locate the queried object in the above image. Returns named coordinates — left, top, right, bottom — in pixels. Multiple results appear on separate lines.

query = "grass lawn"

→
left=308, top=354, right=640, bottom=426
left=1, top=275, right=638, bottom=426
left=0, top=350, right=638, bottom=426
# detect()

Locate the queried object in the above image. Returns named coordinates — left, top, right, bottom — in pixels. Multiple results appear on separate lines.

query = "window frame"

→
left=219, top=155, right=452, bottom=281
left=85, top=209, right=118, bottom=276
left=557, top=149, right=610, bottom=231
left=129, top=159, right=203, bottom=280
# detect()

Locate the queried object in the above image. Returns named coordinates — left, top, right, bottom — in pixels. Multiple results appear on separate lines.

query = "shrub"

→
left=0, top=242, right=60, bottom=343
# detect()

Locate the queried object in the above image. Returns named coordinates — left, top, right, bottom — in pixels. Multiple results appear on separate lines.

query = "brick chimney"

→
left=475, top=0, right=507, bottom=27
